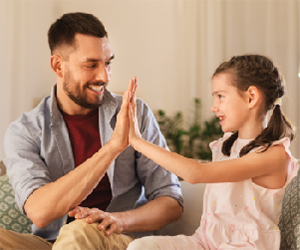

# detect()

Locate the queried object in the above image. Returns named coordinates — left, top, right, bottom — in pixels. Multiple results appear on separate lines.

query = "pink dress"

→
left=148, top=134, right=299, bottom=249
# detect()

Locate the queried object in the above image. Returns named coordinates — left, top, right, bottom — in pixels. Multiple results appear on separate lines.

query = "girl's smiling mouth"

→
left=218, top=115, right=225, bottom=122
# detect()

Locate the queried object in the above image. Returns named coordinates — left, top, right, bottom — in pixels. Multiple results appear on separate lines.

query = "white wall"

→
left=1, top=0, right=300, bottom=160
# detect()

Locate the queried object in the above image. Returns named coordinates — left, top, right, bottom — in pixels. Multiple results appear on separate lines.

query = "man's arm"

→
left=69, top=196, right=182, bottom=236
left=24, top=140, right=123, bottom=228
left=22, top=82, right=134, bottom=228
left=116, top=196, right=182, bottom=232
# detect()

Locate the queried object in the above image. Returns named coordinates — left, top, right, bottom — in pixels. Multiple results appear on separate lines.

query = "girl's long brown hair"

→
left=212, top=55, right=294, bottom=157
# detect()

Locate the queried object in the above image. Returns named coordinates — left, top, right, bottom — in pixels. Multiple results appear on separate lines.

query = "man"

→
left=1, top=12, right=183, bottom=250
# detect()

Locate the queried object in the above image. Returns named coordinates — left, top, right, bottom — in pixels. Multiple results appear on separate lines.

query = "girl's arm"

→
left=128, top=96, right=289, bottom=188
left=130, top=137, right=288, bottom=184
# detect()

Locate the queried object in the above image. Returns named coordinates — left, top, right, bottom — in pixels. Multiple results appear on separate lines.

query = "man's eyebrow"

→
left=85, top=54, right=115, bottom=63
left=109, top=55, right=115, bottom=61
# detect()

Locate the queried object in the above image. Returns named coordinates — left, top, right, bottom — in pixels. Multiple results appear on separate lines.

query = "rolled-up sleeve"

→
left=4, top=117, right=51, bottom=213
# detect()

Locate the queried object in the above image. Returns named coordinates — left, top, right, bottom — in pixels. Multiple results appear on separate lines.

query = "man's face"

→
left=60, top=33, right=114, bottom=113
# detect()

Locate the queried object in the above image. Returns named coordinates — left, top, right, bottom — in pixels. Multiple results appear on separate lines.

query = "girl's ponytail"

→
left=222, top=132, right=238, bottom=156
left=239, top=105, right=294, bottom=157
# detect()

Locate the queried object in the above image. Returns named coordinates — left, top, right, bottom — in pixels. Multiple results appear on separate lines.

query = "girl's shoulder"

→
left=254, top=137, right=292, bottom=157
left=257, top=137, right=298, bottom=184
left=270, top=137, right=291, bottom=151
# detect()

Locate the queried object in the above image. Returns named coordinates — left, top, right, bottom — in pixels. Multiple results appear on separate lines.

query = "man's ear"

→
left=50, top=54, right=64, bottom=78
left=247, top=86, right=260, bottom=109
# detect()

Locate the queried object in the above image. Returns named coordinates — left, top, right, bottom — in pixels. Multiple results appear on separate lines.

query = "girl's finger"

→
left=132, top=77, right=137, bottom=95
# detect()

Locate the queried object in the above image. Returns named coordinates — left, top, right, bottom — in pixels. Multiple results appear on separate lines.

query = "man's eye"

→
left=105, top=61, right=112, bottom=67
left=87, top=64, right=96, bottom=68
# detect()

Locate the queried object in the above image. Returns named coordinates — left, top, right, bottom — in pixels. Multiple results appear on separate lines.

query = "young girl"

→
left=126, top=55, right=299, bottom=249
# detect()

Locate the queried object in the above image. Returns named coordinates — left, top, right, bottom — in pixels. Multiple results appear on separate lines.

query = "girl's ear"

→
left=50, top=54, right=64, bottom=78
left=247, top=86, right=261, bottom=109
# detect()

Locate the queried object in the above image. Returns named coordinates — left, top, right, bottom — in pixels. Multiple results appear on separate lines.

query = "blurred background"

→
left=0, top=0, right=299, bottom=160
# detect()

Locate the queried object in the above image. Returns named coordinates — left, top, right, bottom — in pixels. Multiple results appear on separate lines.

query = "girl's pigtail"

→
left=222, top=132, right=238, bottom=156
left=240, top=105, right=294, bottom=156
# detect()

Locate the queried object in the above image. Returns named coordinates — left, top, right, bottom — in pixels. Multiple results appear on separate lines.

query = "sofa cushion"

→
left=0, top=174, right=32, bottom=233
left=279, top=170, right=300, bottom=249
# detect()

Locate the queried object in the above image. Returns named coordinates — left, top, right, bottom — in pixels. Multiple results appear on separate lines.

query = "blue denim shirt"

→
left=4, top=85, right=183, bottom=240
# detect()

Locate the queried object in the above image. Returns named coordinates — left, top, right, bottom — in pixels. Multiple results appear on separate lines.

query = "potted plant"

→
left=155, top=98, right=223, bottom=161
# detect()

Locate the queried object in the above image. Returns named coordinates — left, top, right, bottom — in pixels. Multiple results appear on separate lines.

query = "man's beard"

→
left=63, top=70, right=107, bottom=109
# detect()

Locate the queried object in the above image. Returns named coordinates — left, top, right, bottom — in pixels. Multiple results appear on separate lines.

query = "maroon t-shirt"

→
left=62, top=109, right=112, bottom=215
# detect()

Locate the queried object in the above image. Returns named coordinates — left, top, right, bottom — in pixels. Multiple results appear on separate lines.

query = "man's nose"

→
left=95, top=63, right=110, bottom=83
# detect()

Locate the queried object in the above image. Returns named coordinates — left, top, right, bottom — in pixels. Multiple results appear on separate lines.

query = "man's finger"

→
left=85, top=211, right=106, bottom=223
left=68, top=206, right=84, bottom=217
left=104, top=223, right=118, bottom=236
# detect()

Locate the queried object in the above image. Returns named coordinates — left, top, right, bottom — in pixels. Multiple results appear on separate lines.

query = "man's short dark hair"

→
left=48, top=12, right=108, bottom=55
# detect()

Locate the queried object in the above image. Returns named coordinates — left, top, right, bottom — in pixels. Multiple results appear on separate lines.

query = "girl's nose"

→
left=210, top=102, right=218, bottom=113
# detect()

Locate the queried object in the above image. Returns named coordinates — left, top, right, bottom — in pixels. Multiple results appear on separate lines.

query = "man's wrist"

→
left=103, top=140, right=124, bottom=156
left=112, top=211, right=130, bottom=233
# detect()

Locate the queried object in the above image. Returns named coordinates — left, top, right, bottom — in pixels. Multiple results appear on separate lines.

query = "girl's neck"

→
left=238, top=114, right=267, bottom=140
left=238, top=123, right=265, bottom=139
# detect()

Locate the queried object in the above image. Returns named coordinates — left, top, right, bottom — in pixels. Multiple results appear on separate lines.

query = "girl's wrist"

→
left=129, top=136, right=143, bottom=150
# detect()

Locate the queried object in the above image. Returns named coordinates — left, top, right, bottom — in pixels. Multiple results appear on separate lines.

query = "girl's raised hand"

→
left=110, top=77, right=137, bottom=153
left=128, top=85, right=142, bottom=146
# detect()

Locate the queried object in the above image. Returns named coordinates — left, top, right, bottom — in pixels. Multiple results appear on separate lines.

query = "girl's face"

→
left=211, top=73, right=251, bottom=135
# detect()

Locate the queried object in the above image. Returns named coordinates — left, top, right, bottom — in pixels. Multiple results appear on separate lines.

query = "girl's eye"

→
left=218, top=95, right=223, bottom=99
